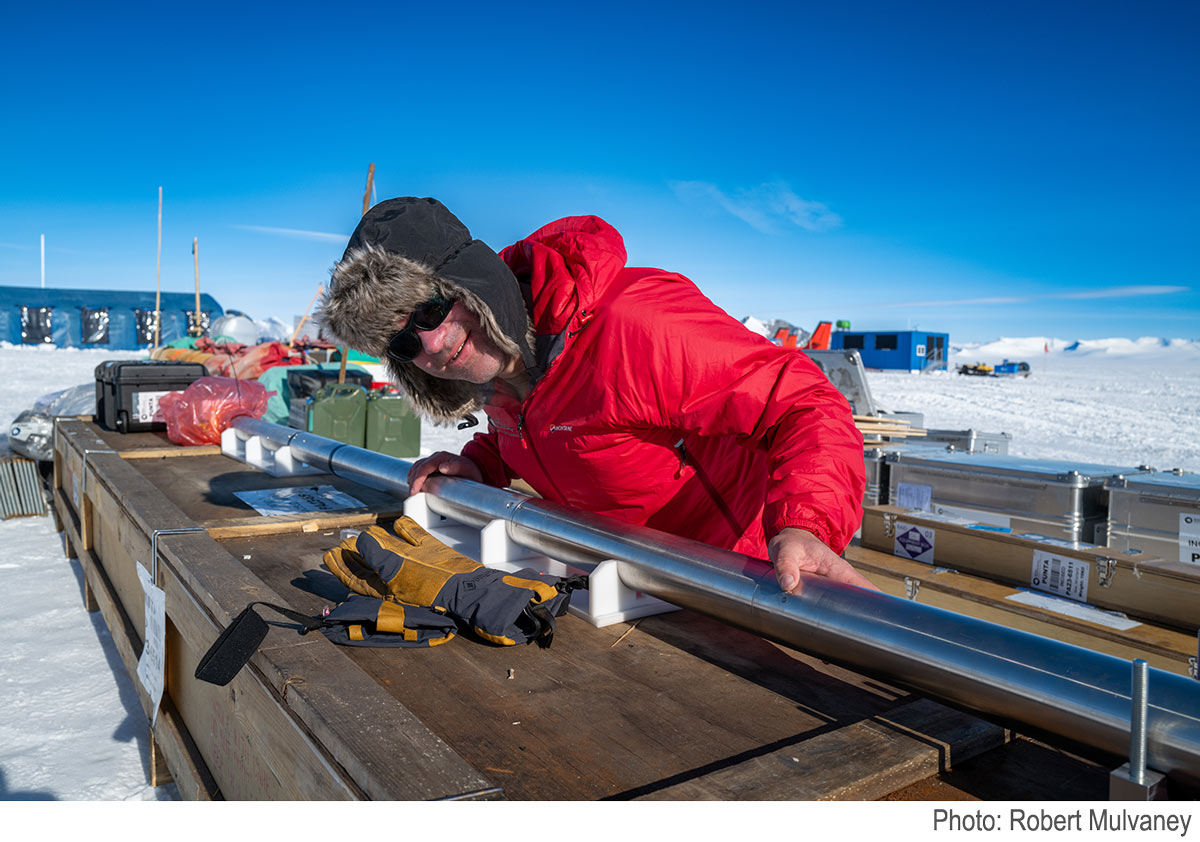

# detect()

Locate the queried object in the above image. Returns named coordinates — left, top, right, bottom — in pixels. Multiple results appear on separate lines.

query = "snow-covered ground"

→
left=870, top=337, right=1200, bottom=472
left=0, top=336, right=1195, bottom=799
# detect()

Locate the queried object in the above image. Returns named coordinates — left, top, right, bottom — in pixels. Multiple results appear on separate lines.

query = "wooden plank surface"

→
left=123, top=451, right=402, bottom=525
left=861, top=505, right=1200, bottom=631
left=58, top=420, right=495, bottom=800
left=215, top=526, right=1008, bottom=800
left=845, top=543, right=1196, bottom=675
left=56, top=419, right=1126, bottom=800
left=53, top=489, right=220, bottom=800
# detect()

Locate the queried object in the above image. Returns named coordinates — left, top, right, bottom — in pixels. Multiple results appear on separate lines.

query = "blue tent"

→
left=0, top=285, right=224, bottom=349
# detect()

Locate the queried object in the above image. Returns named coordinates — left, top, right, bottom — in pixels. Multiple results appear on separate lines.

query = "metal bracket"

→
left=150, top=527, right=208, bottom=586
left=1096, top=557, right=1117, bottom=588
left=904, top=577, right=920, bottom=601
left=1110, top=659, right=1168, bottom=799
left=883, top=512, right=897, bottom=538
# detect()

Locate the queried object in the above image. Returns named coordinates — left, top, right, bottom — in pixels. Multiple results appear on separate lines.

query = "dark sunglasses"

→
left=385, top=294, right=455, bottom=363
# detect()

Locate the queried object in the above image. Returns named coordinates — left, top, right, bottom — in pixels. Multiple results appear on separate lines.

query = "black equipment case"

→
left=94, top=360, right=208, bottom=433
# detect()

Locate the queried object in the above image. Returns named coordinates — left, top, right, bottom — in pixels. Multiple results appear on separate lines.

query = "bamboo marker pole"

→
left=338, top=162, right=375, bottom=384
left=154, top=187, right=162, bottom=348
left=289, top=284, right=323, bottom=349
left=190, top=237, right=202, bottom=337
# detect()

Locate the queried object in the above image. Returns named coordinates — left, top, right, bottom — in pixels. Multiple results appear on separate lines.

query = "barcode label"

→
left=1030, top=550, right=1089, bottom=602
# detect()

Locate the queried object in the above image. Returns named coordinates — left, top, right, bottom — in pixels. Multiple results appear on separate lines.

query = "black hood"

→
left=317, top=197, right=535, bottom=423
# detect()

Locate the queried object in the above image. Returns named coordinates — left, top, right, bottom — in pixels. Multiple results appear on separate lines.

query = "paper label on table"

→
left=893, top=521, right=935, bottom=564
left=1180, top=512, right=1200, bottom=566
left=1005, top=590, right=1141, bottom=630
left=932, top=503, right=1011, bottom=528
left=233, top=485, right=365, bottom=517
left=895, top=482, right=931, bottom=512
left=132, top=390, right=170, bottom=423
left=1030, top=550, right=1089, bottom=602
left=135, top=562, right=166, bottom=726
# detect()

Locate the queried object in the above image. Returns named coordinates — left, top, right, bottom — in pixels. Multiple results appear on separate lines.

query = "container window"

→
left=134, top=308, right=160, bottom=345
left=875, top=333, right=898, bottom=351
left=81, top=307, right=110, bottom=344
left=20, top=306, right=53, bottom=344
left=185, top=309, right=211, bottom=335
left=842, top=334, right=865, bottom=349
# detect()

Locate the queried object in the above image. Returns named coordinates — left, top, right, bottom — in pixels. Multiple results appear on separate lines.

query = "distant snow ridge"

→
left=953, top=336, right=1200, bottom=364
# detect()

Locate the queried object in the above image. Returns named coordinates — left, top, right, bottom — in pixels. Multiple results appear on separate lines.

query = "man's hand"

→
left=767, top=527, right=879, bottom=594
left=407, top=451, right=483, bottom=494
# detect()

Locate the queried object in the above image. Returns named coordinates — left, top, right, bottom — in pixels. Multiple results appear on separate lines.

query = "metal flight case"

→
left=885, top=450, right=1154, bottom=543
left=1106, top=471, right=1200, bottom=566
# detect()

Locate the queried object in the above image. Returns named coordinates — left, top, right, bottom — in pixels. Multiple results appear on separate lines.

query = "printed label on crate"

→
left=893, top=521, right=935, bottom=564
left=135, top=561, right=166, bottom=725
left=895, top=482, right=932, bottom=512
left=932, top=503, right=1011, bottom=529
left=233, top=485, right=365, bottom=517
left=1005, top=590, right=1141, bottom=630
left=1018, top=532, right=1096, bottom=550
left=132, top=390, right=170, bottom=423
left=1180, top=512, right=1200, bottom=566
left=1030, top=549, right=1089, bottom=602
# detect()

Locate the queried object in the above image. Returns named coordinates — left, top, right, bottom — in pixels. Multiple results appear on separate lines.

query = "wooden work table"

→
left=51, top=419, right=1120, bottom=800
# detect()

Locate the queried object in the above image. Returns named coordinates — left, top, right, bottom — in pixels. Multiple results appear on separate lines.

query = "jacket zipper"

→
left=674, top=439, right=743, bottom=538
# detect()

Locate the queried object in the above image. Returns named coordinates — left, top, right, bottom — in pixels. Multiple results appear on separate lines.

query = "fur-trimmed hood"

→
left=317, top=198, right=535, bottom=424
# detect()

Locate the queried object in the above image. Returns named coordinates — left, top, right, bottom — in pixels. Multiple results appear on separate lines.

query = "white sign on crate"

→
left=1030, top=549, right=1089, bottom=602
left=1179, top=512, right=1200, bottom=566
left=135, top=562, right=166, bottom=725
left=893, top=521, right=935, bottom=564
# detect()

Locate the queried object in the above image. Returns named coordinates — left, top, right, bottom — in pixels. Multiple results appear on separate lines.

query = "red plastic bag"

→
left=157, top=376, right=271, bottom=446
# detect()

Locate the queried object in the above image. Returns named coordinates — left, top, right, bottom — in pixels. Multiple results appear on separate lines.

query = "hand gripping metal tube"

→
left=228, top=418, right=1200, bottom=786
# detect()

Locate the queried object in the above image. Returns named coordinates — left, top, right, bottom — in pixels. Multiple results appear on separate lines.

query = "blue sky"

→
left=1, top=0, right=1195, bottom=342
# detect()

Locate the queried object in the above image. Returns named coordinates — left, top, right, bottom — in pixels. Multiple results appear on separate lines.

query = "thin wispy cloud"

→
left=1052, top=285, right=1188, bottom=300
left=889, top=296, right=1030, bottom=307
left=888, top=284, right=1188, bottom=308
left=234, top=225, right=348, bottom=243
left=670, top=180, right=842, bottom=234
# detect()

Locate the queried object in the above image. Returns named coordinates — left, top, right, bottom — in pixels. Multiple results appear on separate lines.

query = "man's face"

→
left=406, top=300, right=521, bottom=384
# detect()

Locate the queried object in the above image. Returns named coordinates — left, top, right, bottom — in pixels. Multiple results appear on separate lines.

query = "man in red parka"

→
left=317, top=197, right=872, bottom=594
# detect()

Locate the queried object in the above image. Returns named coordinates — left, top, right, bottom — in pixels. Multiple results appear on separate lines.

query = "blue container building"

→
left=830, top=329, right=949, bottom=371
left=0, top=285, right=224, bottom=349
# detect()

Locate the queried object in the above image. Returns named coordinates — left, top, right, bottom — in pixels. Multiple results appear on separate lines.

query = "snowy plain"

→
left=0, top=334, right=1196, bottom=800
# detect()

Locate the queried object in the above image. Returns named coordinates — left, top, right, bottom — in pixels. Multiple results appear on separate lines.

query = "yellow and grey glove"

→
left=323, top=517, right=585, bottom=647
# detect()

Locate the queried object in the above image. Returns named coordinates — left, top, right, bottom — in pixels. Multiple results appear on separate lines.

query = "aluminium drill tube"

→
left=230, top=417, right=1200, bottom=785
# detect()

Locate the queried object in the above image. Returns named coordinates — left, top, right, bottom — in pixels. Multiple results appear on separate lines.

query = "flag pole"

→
left=154, top=187, right=163, bottom=348
left=191, top=237, right=202, bottom=337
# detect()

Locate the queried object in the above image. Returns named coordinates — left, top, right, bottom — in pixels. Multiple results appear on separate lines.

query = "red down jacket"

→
left=461, top=216, right=865, bottom=558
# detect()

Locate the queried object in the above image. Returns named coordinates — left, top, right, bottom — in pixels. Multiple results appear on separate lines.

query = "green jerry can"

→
left=307, top=383, right=367, bottom=446
left=366, top=386, right=421, bottom=458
